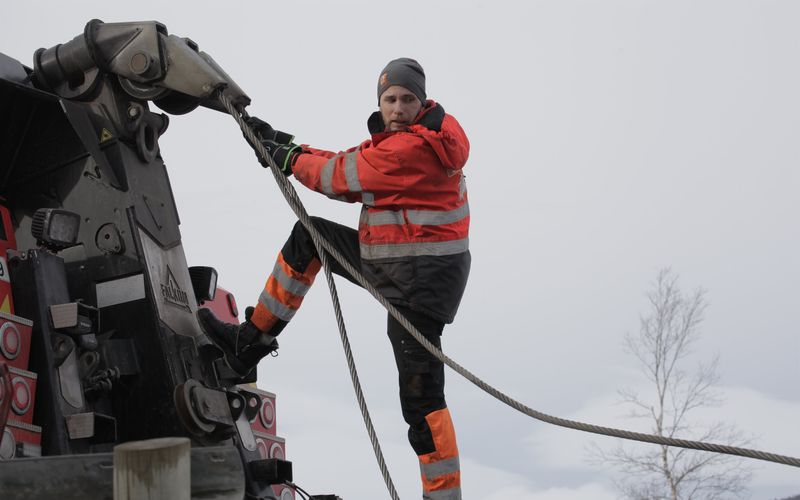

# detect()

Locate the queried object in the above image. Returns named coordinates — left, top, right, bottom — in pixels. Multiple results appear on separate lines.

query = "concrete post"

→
left=113, top=437, right=191, bottom=500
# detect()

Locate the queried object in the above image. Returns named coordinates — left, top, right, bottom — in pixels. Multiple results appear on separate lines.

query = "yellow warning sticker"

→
left=0, top=294, right=10, bottom=314
left=99, top=128, right=114, bottom=143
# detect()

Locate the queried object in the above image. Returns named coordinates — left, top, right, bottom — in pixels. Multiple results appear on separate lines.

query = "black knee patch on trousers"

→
left=281, top=220, right=318, bottom=271
left=405, top=372, right=427, bottom=398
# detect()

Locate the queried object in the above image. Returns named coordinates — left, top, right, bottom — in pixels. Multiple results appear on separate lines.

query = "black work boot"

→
left=197, top=307, right=278, bottom=377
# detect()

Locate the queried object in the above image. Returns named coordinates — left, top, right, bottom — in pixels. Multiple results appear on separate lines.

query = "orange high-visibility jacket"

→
left=293, top=101, right=470, bottom=322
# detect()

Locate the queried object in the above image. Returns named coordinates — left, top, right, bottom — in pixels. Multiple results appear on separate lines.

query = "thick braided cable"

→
left=218, top=95, right=400, bottom=500
left=218, top=92, right=800, bottom=470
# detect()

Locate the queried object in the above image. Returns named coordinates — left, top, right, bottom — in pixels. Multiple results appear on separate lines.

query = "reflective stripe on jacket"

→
left=292, top=101, right=470, bottom=323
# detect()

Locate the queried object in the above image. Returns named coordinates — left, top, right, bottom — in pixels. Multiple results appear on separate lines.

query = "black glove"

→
left=243, top=115, right=300, bottom=175
left=259, top=139, right=302, bottom=176
left=245, top=116, right=294, bottom=144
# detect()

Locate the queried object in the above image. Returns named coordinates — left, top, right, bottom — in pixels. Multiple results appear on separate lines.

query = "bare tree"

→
left=589, top=268, right=753, bottom=500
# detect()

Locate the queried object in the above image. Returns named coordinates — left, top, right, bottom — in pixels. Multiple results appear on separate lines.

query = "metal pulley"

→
left=174, top=379, right=237, bottom=440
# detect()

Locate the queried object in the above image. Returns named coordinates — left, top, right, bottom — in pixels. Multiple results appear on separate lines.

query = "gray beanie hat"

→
left=377, top=58, right=426, bottom=105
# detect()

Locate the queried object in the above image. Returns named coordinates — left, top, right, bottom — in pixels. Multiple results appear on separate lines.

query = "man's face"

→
left=379, top=86, right=423, bottom=131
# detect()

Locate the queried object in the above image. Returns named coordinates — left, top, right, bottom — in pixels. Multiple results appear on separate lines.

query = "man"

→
left=199, top=57, right=469, bottom=499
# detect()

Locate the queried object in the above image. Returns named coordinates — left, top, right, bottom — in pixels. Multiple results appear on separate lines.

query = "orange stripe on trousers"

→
left=251, top=254, right=321, bottom=333
left=250, top=304, right=279, bottom=333
left=419, top=407, right=461, bottom=492
left=276, top=253, right=321, bottom=286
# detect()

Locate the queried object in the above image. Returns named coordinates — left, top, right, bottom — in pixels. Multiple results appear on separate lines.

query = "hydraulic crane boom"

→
left=0, top=19, right=340, bottom=500
left=33, top=19, right=250, bottom=114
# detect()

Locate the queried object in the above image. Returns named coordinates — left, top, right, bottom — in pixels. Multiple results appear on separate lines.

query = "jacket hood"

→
left=367, top=101, right=470, bottom=171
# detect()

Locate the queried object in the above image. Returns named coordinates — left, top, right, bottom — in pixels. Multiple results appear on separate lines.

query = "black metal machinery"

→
left=0, top=19, right=338, bottom=500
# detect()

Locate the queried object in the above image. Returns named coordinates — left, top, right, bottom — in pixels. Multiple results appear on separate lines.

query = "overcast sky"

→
left=3, top=1, right=799, bottom=499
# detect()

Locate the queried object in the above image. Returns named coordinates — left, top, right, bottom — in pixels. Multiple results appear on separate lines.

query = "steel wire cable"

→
left=219, top=94, right=400, bottom=500
left=218, top=93, right=800, bottom=481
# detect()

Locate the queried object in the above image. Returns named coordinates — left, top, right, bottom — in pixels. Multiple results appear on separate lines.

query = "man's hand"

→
left=245, top=115, right=294, bottom=144
left=243, top=115, right=300, bottom=175
left=259, top=139, right=302, bottom=176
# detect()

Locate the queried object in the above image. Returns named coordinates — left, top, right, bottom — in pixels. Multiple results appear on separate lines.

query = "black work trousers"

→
left=281, top=217, right=447, bottom=455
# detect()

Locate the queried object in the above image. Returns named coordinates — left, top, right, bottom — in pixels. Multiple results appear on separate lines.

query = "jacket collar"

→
left=366, top=100, right=469, bottom=171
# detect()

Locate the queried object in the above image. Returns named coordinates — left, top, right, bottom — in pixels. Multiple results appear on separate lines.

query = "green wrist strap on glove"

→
left=266, top=142, right=302, bottom=176
left=243, top=114, right=301, bottom=176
